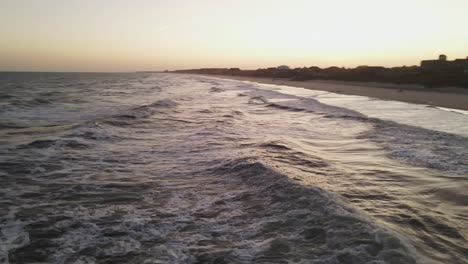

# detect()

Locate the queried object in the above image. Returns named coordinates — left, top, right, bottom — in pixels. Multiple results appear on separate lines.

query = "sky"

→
left=1, top=0, right=468, bottom=72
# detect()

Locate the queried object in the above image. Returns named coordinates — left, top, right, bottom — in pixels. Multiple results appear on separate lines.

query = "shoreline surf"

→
left=201, top=74, right=468, bottom=111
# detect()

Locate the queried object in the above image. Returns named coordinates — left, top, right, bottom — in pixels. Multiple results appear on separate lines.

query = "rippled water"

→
left=0, top=72, right=467, bottom=264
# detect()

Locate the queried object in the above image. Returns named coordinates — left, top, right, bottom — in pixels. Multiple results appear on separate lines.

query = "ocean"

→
left=0, top=72, right=467, bottom=264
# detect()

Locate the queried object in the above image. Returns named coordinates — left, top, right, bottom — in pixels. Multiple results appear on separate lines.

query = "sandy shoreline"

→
left=204, top=75, right=468, bottom=111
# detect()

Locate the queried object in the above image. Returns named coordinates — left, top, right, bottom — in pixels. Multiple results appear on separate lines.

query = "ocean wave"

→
left=101, top=99, right=179, bottom=126
left=367, top=120, right=468, bottom=175
left=266, top=102, right=307, bottom=112
left=10, top=98, right=53, bottom=107
left=258, top=141, right=293, bottom=151
left=19, top=139, right=91, bottom=150
left=248, top=96, right=269, bottom=104
left=210, top=87, right=225, bottom=93
left=207, top=157, right=420, bottom=263
left=247, top=88, right=468, bottom=175
left=245, top=89, right=364, bottom=119
left=148, top=99, right=179, bottom=108
left=0, top=122, right=29, bottom=130
left=256, top=140, right=329, bottom=168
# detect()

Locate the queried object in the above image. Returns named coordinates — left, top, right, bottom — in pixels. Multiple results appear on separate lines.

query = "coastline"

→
left=204, top=75, right=468, bottom=111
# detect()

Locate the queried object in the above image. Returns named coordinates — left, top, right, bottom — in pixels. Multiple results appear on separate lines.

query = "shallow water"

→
left=0, top=72, right=467, bottom=263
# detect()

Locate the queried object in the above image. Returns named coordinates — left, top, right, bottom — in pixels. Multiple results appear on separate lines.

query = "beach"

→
left=211, top=75, right=468, bottom=111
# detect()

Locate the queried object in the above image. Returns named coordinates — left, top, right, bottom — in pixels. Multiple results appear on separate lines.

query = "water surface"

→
left=0, top=73, right=467, bottom=263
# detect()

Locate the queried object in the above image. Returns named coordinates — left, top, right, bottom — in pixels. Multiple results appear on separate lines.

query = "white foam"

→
left=436, top=106, right=468, bottom=116
left=246, top=81, right=468, bottom=137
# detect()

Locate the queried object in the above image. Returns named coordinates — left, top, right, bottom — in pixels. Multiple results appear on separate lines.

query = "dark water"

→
left=0, top=72, right=467, bottom=264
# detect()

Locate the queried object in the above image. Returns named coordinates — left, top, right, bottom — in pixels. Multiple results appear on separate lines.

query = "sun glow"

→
left=1, top=0, right=467, bottom=71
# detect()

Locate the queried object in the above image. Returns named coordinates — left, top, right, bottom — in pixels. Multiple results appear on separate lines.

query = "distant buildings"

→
left=421, top=55, right=468, bottom=74
left=457, top=57, right=468, bottom=75
left=171, top=55, right=468, bottom=88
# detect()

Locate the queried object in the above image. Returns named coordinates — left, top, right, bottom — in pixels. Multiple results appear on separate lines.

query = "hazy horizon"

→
left=1, top=0, right=468, bottom=72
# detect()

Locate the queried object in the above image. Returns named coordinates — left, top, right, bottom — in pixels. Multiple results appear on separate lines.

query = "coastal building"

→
left=420, top=54, right=451, bottom=71
left=454, top=57, right=468, bottom=75
left=420, top=55, right=468, bottom=72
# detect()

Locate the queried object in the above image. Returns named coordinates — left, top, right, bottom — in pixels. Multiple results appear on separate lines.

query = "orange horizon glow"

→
left=1, top=0, right=468, bottom=72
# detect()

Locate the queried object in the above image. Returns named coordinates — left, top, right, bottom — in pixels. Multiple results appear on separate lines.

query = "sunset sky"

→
left=1, top=0, right=468, bottom=72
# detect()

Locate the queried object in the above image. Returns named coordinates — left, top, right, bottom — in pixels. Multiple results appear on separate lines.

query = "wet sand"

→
left=209, top=75, right=468, bottom=111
